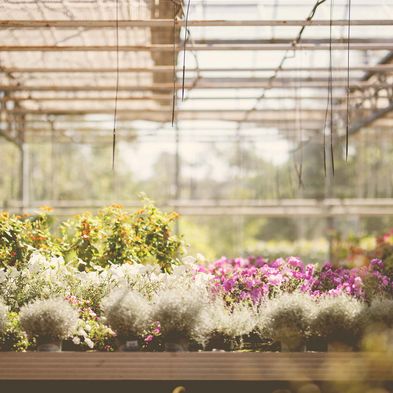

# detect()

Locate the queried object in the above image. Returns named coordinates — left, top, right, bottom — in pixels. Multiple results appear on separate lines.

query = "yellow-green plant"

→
left=61, top=200, right=183, bottom=272
left=0, top=209, right=58, bottom=269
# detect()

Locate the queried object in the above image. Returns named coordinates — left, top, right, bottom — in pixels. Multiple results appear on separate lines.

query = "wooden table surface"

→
left=0, top=352, right=392, bottom=381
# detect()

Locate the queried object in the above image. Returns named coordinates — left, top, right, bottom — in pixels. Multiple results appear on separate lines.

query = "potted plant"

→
left=311, top=294, right=364, bottom=351
left=360, top=298, right=393, bottom=351
left=103, top=289, right=151, bottom=351
left=258, top=292, right=315, bottom=352
left=152, top=288, right=204, bottom=352
left=20, top=298, right=78, bottom=352
left=196, top=299, right=256, bottom=351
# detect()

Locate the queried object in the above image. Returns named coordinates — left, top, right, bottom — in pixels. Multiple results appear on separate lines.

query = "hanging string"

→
left=322, top=51, right=328, bottom=175
left=329, top=0, right=335, bottom=176
left=323, top=0, right=335, bottom=176
left=237, top=0, right=326, bottom=130
left=181, top=0, right=191, bottom=100
left=346, top=0, right=352, bottom=161
left=112, top=0, right=120, bottom=171
left=171, top=2, right=177, bottom=126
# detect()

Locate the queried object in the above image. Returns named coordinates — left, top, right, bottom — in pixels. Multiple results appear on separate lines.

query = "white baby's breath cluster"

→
left=311, top=294, right=364, bottom=340
left=152, top=286, right=206, bottom=339
left=258, top=292, right=316, bottom=341
left=103, top=289, right=151, bottom=338
left=195, top=299, right=257, bottom=345
left=20, top=298, right=79, bottom=340
left=364, top=298, right=393, bottom=330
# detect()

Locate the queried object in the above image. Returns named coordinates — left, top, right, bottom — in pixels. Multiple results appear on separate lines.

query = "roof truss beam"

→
left=1, top=19, right=392, bottom=28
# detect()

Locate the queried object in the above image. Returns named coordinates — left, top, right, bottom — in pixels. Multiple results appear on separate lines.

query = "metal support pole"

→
left=19, top=142, right=29, bottom=212
left=174, top=125, right=181, bottom=236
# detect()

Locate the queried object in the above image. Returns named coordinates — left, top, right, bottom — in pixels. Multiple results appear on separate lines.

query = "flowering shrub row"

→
left=200, top=256, right=392, bottom=304
left=0, top=201, right=183, bottom=272
left=0, top=252, right=392, bottom=351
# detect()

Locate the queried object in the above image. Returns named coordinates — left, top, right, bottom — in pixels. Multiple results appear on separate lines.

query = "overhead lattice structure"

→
left=0, top=0, right=393, bottom=146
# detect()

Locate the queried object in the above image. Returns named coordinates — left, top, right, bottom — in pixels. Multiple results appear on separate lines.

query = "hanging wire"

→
left=329, top=0, right=335, bottom=175
left=112, top=0, right=120, bottom=171
left=346, top=0, right=352, bottom=161
left=181, top=0, right=191, bottom=100
left=236, top=0, right=326, bottom=131
left=171, top=1, right=178, bottom=126
left=323, top=0, right=335, bottom=176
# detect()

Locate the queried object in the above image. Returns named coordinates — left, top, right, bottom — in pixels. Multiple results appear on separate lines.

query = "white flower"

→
left=28, top=253, right=47, bottom=272
left=72, top=336, right=81, bottom=345
left=85, top=337, right=94, bottom=349
left=196, top=253, right=206, bottom=263
left=77, top=327, right=88, bottom=337
left=48, top=256, right=65, bottom=270
left=0, top=269, right=6, bottom=284
left=8, top=267, right=19, bottom=279
left=0, top=302, right=8, bottom=334
left=182, top=256, right=196, bottom=265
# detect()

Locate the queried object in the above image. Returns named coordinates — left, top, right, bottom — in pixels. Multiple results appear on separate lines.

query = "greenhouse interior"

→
left=1, top=0, right=393, bottom=392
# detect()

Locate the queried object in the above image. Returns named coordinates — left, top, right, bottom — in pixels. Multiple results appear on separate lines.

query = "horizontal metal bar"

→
left=0, top=95, right=349, bottom=101
left=1, top=19, right=392, bottom=28
left=3, top=65, right=393, bottom=73
left=5, top=199, right=393, bottom=217
left=1, top=43, right=392, bottom=51
left=3, top=108, right=376, bottom=115
left=0, top=82, right=387, bottom=91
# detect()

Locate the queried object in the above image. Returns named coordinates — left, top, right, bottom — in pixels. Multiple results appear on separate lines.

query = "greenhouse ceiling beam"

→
left=1, top=44, right=392, bottom=51
left=0, top=77, right=363, bottom=83
left=341, top=53, right=393, bottom=136
left=194, top=38, right=393, bottom=45
left=5, top=105, right=378, bottom=113
left=0, top=82, right=389, bottom=91
left=21, top=119, right=327, bottom=127
left=18, top=114, right=393, bottom=124
left=5, top=108, right=377, bottom=115
left=1, top=19, right=392, bottom=28
left=24, top=127, right=321, bottom=133
left=1, top=95, right=354, bottom=102
left=3, top=65, right=393, bottom=73
left=348, top=102, right=393, bottom=136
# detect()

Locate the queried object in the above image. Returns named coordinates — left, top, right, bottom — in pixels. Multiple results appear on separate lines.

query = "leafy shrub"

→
left=0, top=311, right=29, bottom=351
left=20, top=298, right=78, bottom=340
left=61, top=201, right=183, bottom=271
left=103, top=289, right=151, bottom=339
left=0, top=209, right=58, bottom=269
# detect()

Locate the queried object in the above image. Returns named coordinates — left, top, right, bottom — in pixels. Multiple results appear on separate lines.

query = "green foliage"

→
left=0, top=209, right=58, bottom=269
left=0, top=312, right=30, bottom=351
left=61, top=200, right=183, bottom=272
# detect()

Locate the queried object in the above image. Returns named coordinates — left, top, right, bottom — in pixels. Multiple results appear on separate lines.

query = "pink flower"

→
left=144, top=335, right=154, bottom=343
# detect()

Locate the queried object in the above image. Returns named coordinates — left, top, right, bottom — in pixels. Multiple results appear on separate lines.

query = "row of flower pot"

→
left=1, top=289, right=391, bottom=353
